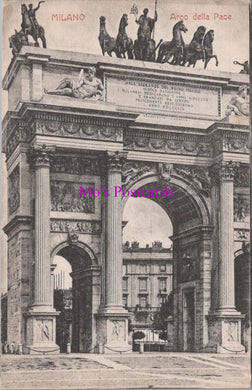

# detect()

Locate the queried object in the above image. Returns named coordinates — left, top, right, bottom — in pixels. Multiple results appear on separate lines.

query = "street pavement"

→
left=1, top=352, right=251, bottom=389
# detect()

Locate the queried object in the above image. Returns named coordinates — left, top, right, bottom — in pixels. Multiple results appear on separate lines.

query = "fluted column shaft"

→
left=30, top=145, right=54, bottom=309
left=105, top=152, right=126, bottom=309
left=219, top=162, right=235, bottom=310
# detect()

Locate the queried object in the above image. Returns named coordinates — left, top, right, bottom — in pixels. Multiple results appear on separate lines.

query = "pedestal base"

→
left=96, top=308, right=132, bottom=354
left=207, top=310, right=245, bottom=353
left=24, top=309, right=60, bottom=354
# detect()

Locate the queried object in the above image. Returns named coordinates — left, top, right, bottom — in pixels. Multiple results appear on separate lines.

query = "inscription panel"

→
left=106, top=75, right=221, bottom=118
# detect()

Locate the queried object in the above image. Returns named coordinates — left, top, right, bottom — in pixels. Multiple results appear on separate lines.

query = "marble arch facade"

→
left=2, top=46, right=249, bottom=353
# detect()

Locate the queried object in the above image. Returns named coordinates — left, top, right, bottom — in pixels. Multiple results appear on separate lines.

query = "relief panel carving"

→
left=234, top=195, right=249, bottom=222
left=51, top=181, right=95, bottom=213
left=174, top=165, right=211, bottom=197
left=50, top=155, right=100, bottom=176
left=8, top=165, right=20, bottom=215
left=50, top=219, right=101, bottom=234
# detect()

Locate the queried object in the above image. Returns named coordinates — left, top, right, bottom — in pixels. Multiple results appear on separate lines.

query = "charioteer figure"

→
left=135, top=8, right=157, bottom=60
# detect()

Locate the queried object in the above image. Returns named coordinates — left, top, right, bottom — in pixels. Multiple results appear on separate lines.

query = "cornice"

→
left=3, top=215, right=33, bottom=236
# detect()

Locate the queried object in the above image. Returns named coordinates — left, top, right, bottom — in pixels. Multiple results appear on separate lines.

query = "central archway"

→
left=122, top=173, right=212, bottom=352
left=51, top=241, right=100, bottom=353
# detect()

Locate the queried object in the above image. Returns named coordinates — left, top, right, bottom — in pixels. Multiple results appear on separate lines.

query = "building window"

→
left=139, top=278, right=147, bottom=291
left=122, top=277, right=128, bottom=291
left=159, top=296, right=166, bottom=306
left=160, top=264, right=166, bottom=273
left=123, top=295, right=128, bottom=308
left=139, top=295, right=147, bottom=307
left=159, top=278, right=167, bottom=292
left=140, top=264, right=147, bottom=274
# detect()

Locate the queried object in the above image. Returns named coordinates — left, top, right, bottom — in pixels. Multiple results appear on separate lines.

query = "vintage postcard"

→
left=1, top=0, right=250, bottom=389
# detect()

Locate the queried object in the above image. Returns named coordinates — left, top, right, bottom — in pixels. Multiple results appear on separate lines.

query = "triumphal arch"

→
left=2, top=46, right=249, bottom=353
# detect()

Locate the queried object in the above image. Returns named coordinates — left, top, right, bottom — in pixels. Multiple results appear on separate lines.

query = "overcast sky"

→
left=1, top=0, right=250, bottom=292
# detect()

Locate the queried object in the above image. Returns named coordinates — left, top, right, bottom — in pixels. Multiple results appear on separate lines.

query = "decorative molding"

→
left=8, top=165, right=20, bottom=215
left=50, top=155, right=100, bottom=176
left=50, top=219, right=101, bottom=234
left=51, top=181, right=95, bottom=213
left=124, top=130, right=211, bottom=156
left=6, top=121, right=33, bottom=159
left=35, top=121, right=123, bottom=142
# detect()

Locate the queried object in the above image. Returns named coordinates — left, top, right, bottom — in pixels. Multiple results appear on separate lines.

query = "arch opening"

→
left=52, top=243, right=99, bottom=353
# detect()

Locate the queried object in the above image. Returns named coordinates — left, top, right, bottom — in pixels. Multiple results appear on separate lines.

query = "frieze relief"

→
left=35, top=121, right=123, bottom=142
left=50, top=219, right=101, bottom=234
left=6, top=122, right=32, bottom=158
left=51, top=181, right=95, bottom=213
left=8, top=165, right=20, bottom=215
left=50, top=155, right=100, bottom=176
left=212, top=132, right=249, bottom=157
left=124, top=132, right=210, bottom=156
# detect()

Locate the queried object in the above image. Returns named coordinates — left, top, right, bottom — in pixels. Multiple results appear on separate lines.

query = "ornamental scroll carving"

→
left=51, top=181, right=95, bottom=213
left=174, top=165, right=211, bottom=197
left=122, top=161, right=156, bottom=187
left=50, top=155, right=100, bottom=176
left=35, top=121, right=122, bottom=142
left=234, top=229, right=249, bottom=241
left=8, top=165, right=20, bottom=215
left=50, top=219, right=101, bottom=234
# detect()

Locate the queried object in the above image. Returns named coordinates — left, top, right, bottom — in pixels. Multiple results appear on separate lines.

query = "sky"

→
left=1, top=0, right=250, bottom=292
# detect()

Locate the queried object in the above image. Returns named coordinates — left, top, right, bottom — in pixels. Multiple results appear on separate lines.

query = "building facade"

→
left=2, top=46, right=249, bottom=354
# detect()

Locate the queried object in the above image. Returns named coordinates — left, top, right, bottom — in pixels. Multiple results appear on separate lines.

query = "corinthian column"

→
left=30, top=145, right=55, bottom=310
left=105, top=151, right=126, bottom=310
left=218, top=162, right=236, bottom=310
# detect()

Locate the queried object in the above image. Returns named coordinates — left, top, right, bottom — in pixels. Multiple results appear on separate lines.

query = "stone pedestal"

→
left=96, top=152, right=131, bottom=353
left=26, top=145, right=59, bottom=353
left=207, top=162, right=245, bottom=353
left=24, top=311, right=59, bottom=354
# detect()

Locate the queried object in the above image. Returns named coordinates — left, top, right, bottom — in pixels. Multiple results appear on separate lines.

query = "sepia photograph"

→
left=1, top=0, right=250, bottom=388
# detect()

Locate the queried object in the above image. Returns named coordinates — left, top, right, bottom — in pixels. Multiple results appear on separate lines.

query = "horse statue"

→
left=181, top=25, right=206, bottom=67
left=9, top=29, right=28, bottom=55
left=21, top=3, right=46, bottom=48
left=115, top=14, right=134, bottom=59
left=203, top=30, right=218, bottom=69
left=156, top=21, right=188, bottom=64
left=99, top=16, right=118, bottom=57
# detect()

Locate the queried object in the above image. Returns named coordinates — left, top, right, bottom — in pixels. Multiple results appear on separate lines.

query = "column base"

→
left=24, top=309, right=60, bottom=354
left=96, top=308, right=132, bottom=354
left=206, top=310, right=246, bottom=354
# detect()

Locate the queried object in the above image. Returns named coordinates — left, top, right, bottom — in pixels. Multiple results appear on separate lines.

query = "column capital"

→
left=210, top=161, right=239, bottom=183
left=28, top=144, right=55, bottom=168
left=106, top=151, right=128, bottom=172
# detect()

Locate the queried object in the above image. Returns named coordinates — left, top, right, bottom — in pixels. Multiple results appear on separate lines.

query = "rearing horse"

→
left=181, top=26, right=206, bottom=67
left=21, top=4, right=46, bottom=48
left=156, top=21, right=188, bottom=64
left=203, top=30, right=218, bottom=69
left=115, top=14, right=134, bottom=59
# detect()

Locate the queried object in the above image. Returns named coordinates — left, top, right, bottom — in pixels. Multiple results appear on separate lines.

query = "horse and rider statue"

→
left=99, top=5, right=219, bottom=70
left=9, top=1, right=46, bottom=55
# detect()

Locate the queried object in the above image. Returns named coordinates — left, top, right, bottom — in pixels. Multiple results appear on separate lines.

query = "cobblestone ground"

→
left=1, top=352, right=251, bottom=389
